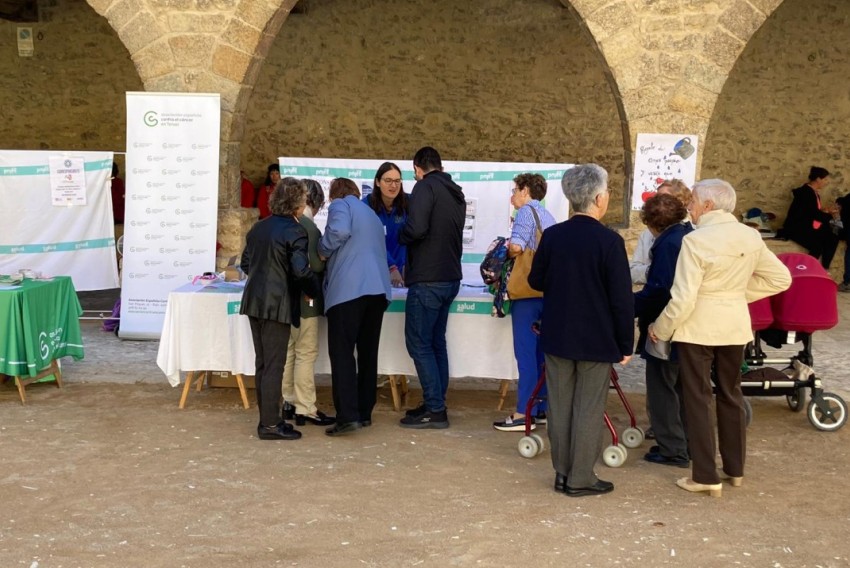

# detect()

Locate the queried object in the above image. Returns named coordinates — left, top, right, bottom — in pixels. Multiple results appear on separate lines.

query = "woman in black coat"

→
left=240, top=177, right=320, bottom=440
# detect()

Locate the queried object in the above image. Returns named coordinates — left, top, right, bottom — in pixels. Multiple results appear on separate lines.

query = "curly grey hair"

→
left=269, top=177, right=307, bottom=217
left=561, top=164, right=608, bottom=213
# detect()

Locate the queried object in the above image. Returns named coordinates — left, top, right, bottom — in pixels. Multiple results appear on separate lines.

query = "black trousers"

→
left=326, top=295, right=386, bottom=424
left=804, top=225, right=838, bottom=269
left=249, top=317, right=292, bottom=428
left=645, top=357, right=688, bottom=459
left=677, top=343, right=746, bottom=485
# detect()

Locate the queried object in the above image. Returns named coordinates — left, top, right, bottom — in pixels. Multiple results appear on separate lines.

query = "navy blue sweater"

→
left=528, top=215, right=634, bottom=362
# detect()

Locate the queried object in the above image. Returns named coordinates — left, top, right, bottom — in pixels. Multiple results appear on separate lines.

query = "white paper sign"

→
left=632, top=133, right=699, bottom=210
left=49, top=156, right=87, bottom=206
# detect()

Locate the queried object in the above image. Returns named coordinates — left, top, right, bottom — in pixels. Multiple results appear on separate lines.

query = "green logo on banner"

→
left=227, top=301, right=241, bottom=315
left=144, top=111, right=158, bottom=127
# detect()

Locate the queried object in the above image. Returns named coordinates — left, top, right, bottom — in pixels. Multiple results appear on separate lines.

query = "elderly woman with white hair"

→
left=528, top=164, right=634, bottom=497
left=649, top=179, right=791, bottom=497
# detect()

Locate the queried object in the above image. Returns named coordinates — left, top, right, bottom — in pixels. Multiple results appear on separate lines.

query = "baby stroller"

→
left=742, top=253, right=847, bottom=431
left=517, top=366, right=644, bottom=468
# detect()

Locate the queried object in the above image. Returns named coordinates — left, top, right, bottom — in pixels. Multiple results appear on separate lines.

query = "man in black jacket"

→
left=398, top=147, right=466, bottom=429
left=779, top=166, right=838, bottom=269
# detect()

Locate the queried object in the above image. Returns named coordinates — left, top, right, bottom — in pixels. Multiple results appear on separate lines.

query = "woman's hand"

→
left=619, top=355, right=632, bottom=365
left=389, top=267, right=404, bottom=288
left=647, top=323, right=659, bottom=343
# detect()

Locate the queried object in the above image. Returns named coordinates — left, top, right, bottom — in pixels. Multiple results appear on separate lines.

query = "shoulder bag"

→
left=507, top=207, right=544, bottom=300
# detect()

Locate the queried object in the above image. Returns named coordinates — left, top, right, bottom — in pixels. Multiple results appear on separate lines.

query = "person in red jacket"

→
left=239, top=170, right=257, bottom=208
left=257, top=163, right=281, bottom=220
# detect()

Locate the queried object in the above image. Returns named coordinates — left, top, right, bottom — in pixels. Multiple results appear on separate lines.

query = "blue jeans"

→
left=511, top=298, right=547, bottom=416
left=405, top=281, right=460, bottom=412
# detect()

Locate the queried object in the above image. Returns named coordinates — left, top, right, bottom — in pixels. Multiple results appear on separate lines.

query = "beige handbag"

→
left=507, top=207, right=543, bottom=300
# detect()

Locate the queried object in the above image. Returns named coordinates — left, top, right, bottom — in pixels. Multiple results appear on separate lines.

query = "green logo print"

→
left=143, top=111, right=159, bottom=127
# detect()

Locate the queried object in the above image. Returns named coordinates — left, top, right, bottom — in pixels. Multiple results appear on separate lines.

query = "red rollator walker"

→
left=516, top=366, right=644, bottom=467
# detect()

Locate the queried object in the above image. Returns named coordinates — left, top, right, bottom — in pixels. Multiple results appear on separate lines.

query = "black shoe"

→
left=325, top=422, right=362, bottom=437
left=564, top=479, right=614, bottom=497
left=360, top=419, right=372, bottom=427
left=399, top=409, right=449, bottom=429
left=554, top=473, right=566, bottom=493
left=257, top=422, right=302, bottom=440
left=535, top=412, right=547, bottom=425
left=647, top=445, right=660, bottom=454
left=295, top=410, right=336, bottom=426
left=643, top=452, right=689, bottom=468
left=645, top=428, right=656, bottom=440
left=283, top=402, right=295, bottom=420
left=405, top=403, right=427, bottom=417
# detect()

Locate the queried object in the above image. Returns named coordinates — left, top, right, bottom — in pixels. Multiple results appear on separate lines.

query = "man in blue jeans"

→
left=398, top=146, right=466, bottom=428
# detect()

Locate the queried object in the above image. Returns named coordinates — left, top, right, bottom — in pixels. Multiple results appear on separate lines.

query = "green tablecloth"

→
left=0, top=276, right=84, bottom=377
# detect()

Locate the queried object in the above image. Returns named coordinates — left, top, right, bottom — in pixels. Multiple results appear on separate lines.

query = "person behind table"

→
left=397, top=146, right=466, bottom=429
left=282, top=179, right=335, bottom=427
left=528, top=164, right=634, bottom=497
left=779, top=166, right=839, bottom=269
left=835, top=190, right=850, bottom=292
left=649, top=179, right=791, bottom=497
left=493, top=173, right=556, bottom=432
left=111, top=161, right=125, bottom=225
left=364, top=162, right=409, bottom=288
left=239, top=169, right=257, bottom=209
left=257, top=163, right=281, bottom=220
left=319, top=178, right=392, bottom=436
left=239, top=177, right=320, bottom=441
left=629, top=179, right=691, bottom=285
left=634, top=193, right=693, bottom=469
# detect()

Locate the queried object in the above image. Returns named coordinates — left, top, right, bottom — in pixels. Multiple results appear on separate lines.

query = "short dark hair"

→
left=513, top=173, right=548, bottom=201
left=368, top=162, right=408, bottom=214
left=809, top=166, right=830, bottom=181
left=328, top=177, right=360, bottom=200
left=264, top=163, right=280, bottom=186
left=640, top=193, right=687, bottom=233
left=269, top=177, right=306, bottom=216
left=413, top=146, right=442, bottom=173
left=302, top=178, right=325, bottom=212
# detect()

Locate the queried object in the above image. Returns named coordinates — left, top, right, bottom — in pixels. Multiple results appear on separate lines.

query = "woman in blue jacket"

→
left=634, top=193, right=693, bottom=468
left=364, top=162, right=409, bottom=287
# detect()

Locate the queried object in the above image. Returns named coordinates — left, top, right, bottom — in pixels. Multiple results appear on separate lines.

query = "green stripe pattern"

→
left=0, top=238, right=115, bottom=254
left=278, top=165, right=567, bottom=184
left=0, top=159, right=112, bottom=177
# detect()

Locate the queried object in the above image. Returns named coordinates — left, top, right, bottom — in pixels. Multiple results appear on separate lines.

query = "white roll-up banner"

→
left=121, top=92, right=220, bottom=339
left=0, top=150, right=119, bottom=291
left=278, top=158, right=572, bottom=283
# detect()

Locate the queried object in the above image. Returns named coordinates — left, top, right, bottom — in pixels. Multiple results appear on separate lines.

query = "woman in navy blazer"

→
left=319, top=178, right=392, bottom=437
left=528, top=164, right=634, bottom=497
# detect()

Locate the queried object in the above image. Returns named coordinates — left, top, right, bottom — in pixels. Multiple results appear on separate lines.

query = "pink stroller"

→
left=743, top=253, right=847, bottom=431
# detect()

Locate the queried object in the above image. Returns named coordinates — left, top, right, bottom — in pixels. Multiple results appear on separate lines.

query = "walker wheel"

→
left=787, top=388, right=807, bottom=412
left=743, top=398, right=753, bottom=427
left=807, top=392, right=848, bottom=432
left=530, top=433, right=545, bottom=453
left=518, top=436, right=540, bottom=458
left=621, top=427, right=644, bottom=449
left=602, top=444, right=627, bottom=468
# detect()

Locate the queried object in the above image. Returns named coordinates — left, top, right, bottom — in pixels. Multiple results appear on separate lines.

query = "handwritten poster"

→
left=48, top=156, right=87, bottom=206
left=632, top=133, right=699, bottom=210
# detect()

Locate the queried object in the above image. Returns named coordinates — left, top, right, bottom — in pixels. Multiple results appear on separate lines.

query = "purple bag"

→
left=102, top=299, right=120, bottom=332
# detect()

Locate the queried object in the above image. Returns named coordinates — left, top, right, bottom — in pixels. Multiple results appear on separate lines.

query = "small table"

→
left=0, top=276, right=84, bottom=404
left=156, top=282, right=518, bottom=410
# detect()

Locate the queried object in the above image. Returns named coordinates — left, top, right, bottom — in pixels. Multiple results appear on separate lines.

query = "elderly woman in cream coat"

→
left=648, top=179, right=791, bottom=498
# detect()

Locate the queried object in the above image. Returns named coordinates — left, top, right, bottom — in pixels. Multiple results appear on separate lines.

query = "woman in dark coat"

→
left=240, top=177, right=320, bottom=440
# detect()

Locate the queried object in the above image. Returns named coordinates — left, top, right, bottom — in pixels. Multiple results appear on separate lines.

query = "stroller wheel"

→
left=602, top=445, right=627, bottom=468
left=807, top=392, right=848, bottom=432
left=518, top=436, right=540, bottom=459
left=621, top=427, right=644, bottom=449
left=743, top=398, right=753, bottom=427
left=787, top=388, right=807, bottom=412
left=530, top=433, right=546, bottom=454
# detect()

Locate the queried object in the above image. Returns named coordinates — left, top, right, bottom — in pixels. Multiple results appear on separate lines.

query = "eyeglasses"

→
left=381, top=178, right=402, bottom=186
left=511, top=186, right=524, bottom=194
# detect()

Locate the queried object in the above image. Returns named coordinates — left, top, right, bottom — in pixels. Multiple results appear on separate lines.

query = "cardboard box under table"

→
left=156, top=283, right=518, bottom=410
left=0, top=276, right=84, bottom=404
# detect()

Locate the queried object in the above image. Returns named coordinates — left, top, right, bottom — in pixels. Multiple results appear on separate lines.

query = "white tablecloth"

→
left=156, top=282, right=518, bottom=387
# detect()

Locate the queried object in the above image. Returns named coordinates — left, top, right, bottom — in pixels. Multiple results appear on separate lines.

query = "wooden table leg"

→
left=235, top=373, right=250, bottom=409
left=388, top=374, right=402, bottom=412
left=179, top=370, right=195, bottom=409
left=195, top=370, right=208, bottom=392
left=400, top=375, right=409, bottom=405
left=15, top=376, right=26, bottom=405
left=497, top=379, right=510, bottom=411
left=14, top=359, right=64, bottom=405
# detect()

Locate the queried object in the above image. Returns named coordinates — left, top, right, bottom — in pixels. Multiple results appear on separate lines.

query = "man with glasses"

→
left=398, top=147, right=466, bottom=429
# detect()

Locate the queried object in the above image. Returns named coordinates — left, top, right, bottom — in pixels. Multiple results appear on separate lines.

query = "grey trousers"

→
left=544, top=354, right=611, bottom=488
left=645, top=357, right=689, bottom=459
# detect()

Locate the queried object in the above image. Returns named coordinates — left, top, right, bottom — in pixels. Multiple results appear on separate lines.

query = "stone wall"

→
left=0, top=0, right=142, bottom=159
left=703, top=0, right=850, bottom=227
left=240, top=0, right=627, bottom=224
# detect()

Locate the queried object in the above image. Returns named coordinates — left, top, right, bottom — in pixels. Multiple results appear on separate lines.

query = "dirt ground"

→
left=2, top=299, right=850, bottom=567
